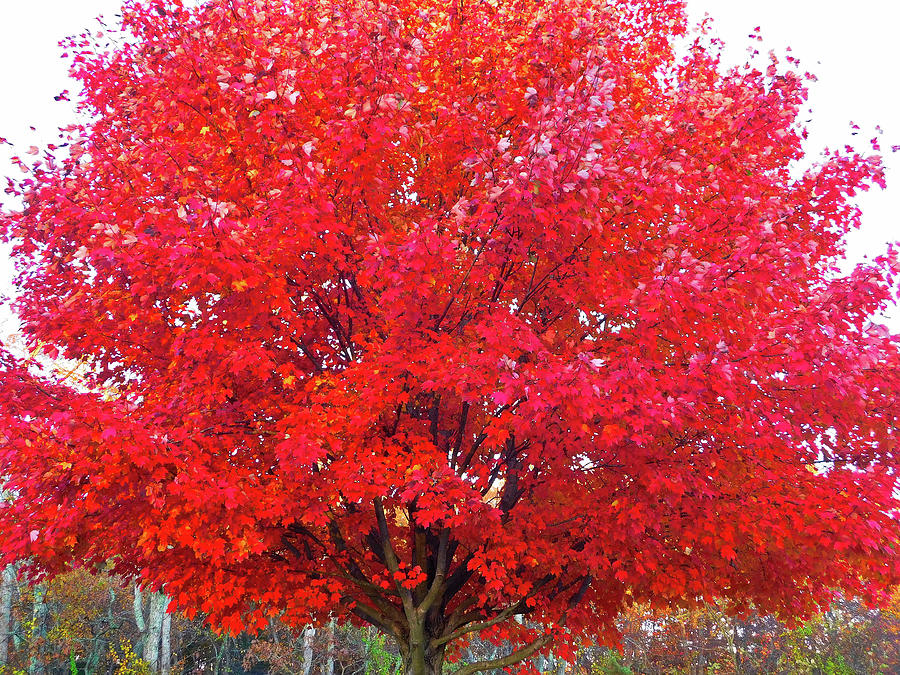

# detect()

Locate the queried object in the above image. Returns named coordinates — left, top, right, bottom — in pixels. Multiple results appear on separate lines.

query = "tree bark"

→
left=324, top=619, right=336, bottom=675
left=144, top=591, right=166, bottom=672
left=0, top=564, right=15, bottom=667
left=402, top=644, right=444, bottom=675
left=301, top=625, right=315, bottom=675
left=160, top=612, right=171, bottom=675
left=133, top=584, right=146, bottom=658
left=28, top=583, right=48, bottom=675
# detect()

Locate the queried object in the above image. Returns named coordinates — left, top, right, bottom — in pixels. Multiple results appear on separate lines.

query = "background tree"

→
left=0, top=563, right=15, bottom=667
left=0, top=564, right=897, bottom=674
left=1, top=0, right=899, bottom=674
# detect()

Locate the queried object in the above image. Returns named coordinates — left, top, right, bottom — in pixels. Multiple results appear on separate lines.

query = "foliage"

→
left=242, top=635, right=308, bottom=675
left=0, top=566, right=899, bottom=674
left=3, top=570, right=134, bottom=675
left=589, top=651, right=632, bottom=675
left=111, top=640, right=152, bottom=675
left=363, top=630, right=403, bottom=675
left=2, top=0, right=899, bottom=671
left=609, top=597, right=900, bottom=674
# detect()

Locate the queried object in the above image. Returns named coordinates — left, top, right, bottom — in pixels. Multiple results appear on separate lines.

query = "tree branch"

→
left=449, top=402, right=470, bottom=467
left=350, top=602, right=401, bottom=640
left=374, top=497, right=416, bottom=617
left=444, top=575, right=590, bottom=675
left=416, top=529, right=449, bottom=616
left=433, top=575, right=554, bottom=648
left=448, top=634, right=553, bottom=675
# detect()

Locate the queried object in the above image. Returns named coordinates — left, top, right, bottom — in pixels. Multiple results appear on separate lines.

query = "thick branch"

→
left=442, top=552, right=476, bottom=602
left=458, top=432, right=487, bottom=473
left=291, top=525, right=405, bottom=627
left=432, top=604, right=525, bottom=648
left=429, top=394, right=440, bottom=445
left=445, top=575, right=591, bottom=675
left=433, top=575, right=554, bottom=648
left=374, top=497, right=416, bottom=616
left=350, top=602, right=401, bottom=640
left=449, top=635, right=553, bottom=675
left=417, top=529, right=449, bottom=616
left=449, top=402, right=469, bottom=467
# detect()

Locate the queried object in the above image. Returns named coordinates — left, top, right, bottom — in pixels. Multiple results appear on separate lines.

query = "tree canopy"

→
left=1, top=0, right=899, bottom=673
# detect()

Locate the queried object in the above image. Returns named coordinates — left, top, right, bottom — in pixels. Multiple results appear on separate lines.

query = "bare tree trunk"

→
left=133, top=584, right=146, bottom=658
left=144, top=592, right=166, bottom=672
left=28, top=583, right=48, bottom=675
left=324, top=619, right=336, bottom=675
left=160, top=612, right=171, bottom=675
left=0, top=564, right=15, bottom=666
left=301, top=625, right=315, bottom=675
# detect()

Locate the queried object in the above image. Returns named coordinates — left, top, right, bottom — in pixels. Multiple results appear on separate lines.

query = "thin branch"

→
left=289, top=336, right=323, bottom=374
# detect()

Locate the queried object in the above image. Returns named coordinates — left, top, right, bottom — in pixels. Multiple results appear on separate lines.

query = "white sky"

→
left=0, top=0, right=897, bottom=326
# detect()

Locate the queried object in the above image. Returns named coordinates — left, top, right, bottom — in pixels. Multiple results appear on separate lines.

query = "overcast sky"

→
left=0, top=0, right=897, bottom=325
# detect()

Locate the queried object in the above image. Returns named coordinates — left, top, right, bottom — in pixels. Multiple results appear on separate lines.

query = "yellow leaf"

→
left=200, top=126, right=211, bottom=135
left=232, top=279, right=249, bottom=292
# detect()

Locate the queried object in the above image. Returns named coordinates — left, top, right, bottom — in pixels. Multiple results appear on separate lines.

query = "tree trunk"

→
left=133, top=585, right=146, bottom=659
left=160, top=612, right=171, bottom=675
left=144, top=592, right=166, bottom=672
left=28, top=583, right=48, bottom=675
left=400, top=622, right=445, bottom=675
left=402, top=649, right=444, bottom=675
left=0, top=564, right=15, bottom=666
left=324, top=619, right=336, bottom=675
left=301, top=625, right=315, bottom=675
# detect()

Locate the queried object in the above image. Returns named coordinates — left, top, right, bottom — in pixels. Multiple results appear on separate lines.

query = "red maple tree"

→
left=2, top=0, right=899, bottom=673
